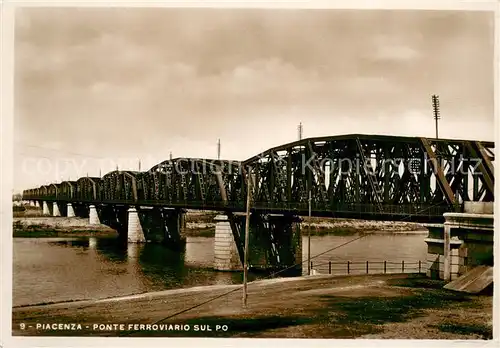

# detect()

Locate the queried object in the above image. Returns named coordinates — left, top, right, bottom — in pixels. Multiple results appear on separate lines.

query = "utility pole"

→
left=217, top=139, right=221, bottom=160
left=298, top=122, right=303, bottom=141
left=169, top=151, right=173, bottom=160
left=308, top=190, right=312, bottom=275
left=242, top=170, right=252, bottom=308
left=432, top=95, right=440, bottom=139
left=138, top=159, right=141, bottom=171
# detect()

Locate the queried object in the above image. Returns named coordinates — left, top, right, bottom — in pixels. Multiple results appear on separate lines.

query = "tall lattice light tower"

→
left=297, top=122, right=303, bottom=141
left=432, top=95, right=440, bottom=139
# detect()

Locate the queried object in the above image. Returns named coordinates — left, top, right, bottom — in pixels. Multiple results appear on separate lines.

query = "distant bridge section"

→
left=23, top=134, right=494, bottom=223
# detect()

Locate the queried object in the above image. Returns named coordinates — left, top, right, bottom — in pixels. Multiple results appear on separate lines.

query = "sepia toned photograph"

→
left=4, top=2, right=497, bottom=343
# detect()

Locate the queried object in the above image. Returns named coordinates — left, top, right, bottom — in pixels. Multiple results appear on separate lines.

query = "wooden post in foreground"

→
left=308, top=190, right=312, bottom=275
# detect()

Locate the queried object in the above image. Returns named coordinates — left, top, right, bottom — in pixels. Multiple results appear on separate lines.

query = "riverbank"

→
left=13, top=215, right=117, bottom=238
left=12, top=273, right=492, bottom=339
left=13, top=206, right=426, bottom=238
left=184, top=210, right=427, bottom=234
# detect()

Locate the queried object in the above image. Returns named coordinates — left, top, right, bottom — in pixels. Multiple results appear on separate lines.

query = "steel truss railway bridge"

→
left=22, top=134, right=495, bottom=273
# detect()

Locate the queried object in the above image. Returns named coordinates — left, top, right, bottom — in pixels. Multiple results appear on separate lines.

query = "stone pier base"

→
left=425, top=224, right=464, bottom=280
left=214, top=215, right=242, bottom=271
left=42, top=201, right=51, bottom=215
left=127, top=207, right=145, bottom=243
left=35, top=201, right=40, bottom=208
left=89, top=205, right=100, bottom=224
left=67, top=203, right=75, bottom=218
left=52, top=202, right=61, bottom=217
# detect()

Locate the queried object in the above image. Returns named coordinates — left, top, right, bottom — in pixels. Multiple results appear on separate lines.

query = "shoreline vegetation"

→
left=13, top=205, right=427, bottom=238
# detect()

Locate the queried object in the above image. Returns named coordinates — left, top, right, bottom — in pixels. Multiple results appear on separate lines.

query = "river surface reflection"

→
left=13, top=232, right=427, bottom=307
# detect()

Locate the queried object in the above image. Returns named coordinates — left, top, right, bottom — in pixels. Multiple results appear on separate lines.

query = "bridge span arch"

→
left=22, top=134, right=494, bottom=223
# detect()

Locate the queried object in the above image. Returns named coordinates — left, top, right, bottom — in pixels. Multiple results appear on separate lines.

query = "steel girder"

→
left=143, top=158, right=246, bottom=208
left=101, top=171, right=139, bottom=202
left=241, top=135, right=494, bottom=220
left=59, top=181, right=77, bottom=201
left=75, top=177, right=101, bottom=201
left=21, top=134, right=494, bottom=221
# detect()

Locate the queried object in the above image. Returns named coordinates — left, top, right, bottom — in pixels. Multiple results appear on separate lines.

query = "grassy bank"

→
left=12, top=273, right=492, bottom=339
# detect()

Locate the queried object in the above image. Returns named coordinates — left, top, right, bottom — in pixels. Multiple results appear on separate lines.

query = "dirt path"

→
left=12, top=273, right=492, bottom=339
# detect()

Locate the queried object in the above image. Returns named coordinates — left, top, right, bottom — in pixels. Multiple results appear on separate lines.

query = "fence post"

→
left=329, top=261, right=331, bottom=274
left=366, top=261, right=369, bottom=274
left=384, top=261, right=387, bottom=274
left=402, top=260, right=404, bottom=273
left=419, top=260, right=421, bottom=273
left=347, top=261, right=350, bottom=274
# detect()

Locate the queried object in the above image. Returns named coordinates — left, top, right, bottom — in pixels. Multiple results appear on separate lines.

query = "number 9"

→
left=20, top=323, right=26, bottom=330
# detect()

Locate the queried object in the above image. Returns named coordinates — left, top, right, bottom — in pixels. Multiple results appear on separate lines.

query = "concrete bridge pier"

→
left=214, top=215, right=242, bottom=271
left=214, top=213, right=302, bottom=276
left=52, top=202, right=61, bottom=217
left=66, top=203, right=76, bottom=218
left=425, top=202, right=494, bottom=281
left=42, top=201, right=52, bottom=215
left=89, top=205, right=100, bottom=224
left=54, top=202, right=68, bottom=217
left=127, top=207, right=146, bottom=243
left=35, top=201, right=40, bottom=208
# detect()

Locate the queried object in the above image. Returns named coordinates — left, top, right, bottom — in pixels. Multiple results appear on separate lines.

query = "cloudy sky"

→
left=14, top=7, right=494, bottom=191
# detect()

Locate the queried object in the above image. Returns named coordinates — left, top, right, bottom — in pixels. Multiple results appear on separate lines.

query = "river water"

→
left=12, top=232, right=428, bottom=307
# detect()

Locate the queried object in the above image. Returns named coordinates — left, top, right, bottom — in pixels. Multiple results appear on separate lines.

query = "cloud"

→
left=374, top=43, right=419, bottom=61
left=13, top=8, right=494, bottom=191
left=371, top=35, right=420, bottom=62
